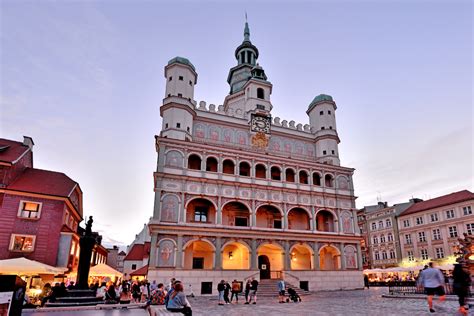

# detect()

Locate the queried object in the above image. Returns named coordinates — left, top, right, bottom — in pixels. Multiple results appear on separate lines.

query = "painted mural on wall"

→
left=337, top=176, right=349, bottom=190
left=158, top=239, right=176, bottom=267
left=160, top=194, right=179, bottom=223
left=344, top=245, right=357, bottom=269
left=341, top=210, right=353, bottom=234
left=193, top=122, right=315, bottom=157
left=165, top=150, right=184, bottom=168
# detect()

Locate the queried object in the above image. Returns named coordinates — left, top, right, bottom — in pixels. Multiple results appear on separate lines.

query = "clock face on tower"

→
left=250, top=114, right=271, bottom=134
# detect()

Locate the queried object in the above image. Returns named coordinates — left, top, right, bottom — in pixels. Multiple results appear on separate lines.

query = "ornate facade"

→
left=148, top=22, right=363, bottom=294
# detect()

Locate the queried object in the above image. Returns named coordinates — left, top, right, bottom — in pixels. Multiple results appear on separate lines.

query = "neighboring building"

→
left=147, top=21, right=362, bottom=294
left=90, top=234, right=108, bottom=266
left=360, top=201, right=415, bottom=268
left=0, top=137, right=83, bottom=272
left=398, top=190, right=474, bottom=265
left=107, top=245, right=126, bottom=272
left=123, top=242, right=150, bottom=277
left=123, top=223, right=151, bottom=277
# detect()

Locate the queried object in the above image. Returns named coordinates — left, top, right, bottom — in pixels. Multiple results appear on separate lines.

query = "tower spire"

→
left=244, top=13, right=250, bottom=42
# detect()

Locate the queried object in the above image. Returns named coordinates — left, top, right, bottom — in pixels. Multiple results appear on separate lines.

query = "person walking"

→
left=278, top=279, right=286, bottom=303
left=364, top=275, right=369, bottom=289
left=452, top=264, right=471, bottom=316
left=418, top=262, right=446, bottom=313
left=217, top=280, right=225, bottom=305
left=231, top=280, right=240, bottom=303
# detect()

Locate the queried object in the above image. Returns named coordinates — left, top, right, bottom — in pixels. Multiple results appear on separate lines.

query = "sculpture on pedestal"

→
left=76, top=216, right=97, bottom=289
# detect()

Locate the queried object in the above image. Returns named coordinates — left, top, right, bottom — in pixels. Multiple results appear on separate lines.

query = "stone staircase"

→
left=44, top=289, right=105, bottom=307
left=257, top=279, right=310, bottom=298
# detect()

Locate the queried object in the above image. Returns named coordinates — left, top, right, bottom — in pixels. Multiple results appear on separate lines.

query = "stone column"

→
left=216, top=194, right=222, bottom=225
left=313, top=241, right=320, bottom=270
left=309, top=207, right=315, bottom=231
left=284, top=240, right=290, bottom=271
left=215, top=237, right=222, bottom=270
left=336, top=209, right=342, bottom=233
left=251, top=199, right=256, bottom=227
left=356, top=243, right=363, bottom=270
left=149, top=234, right=158, bottom=267
left=152, top=190, right=163, bottom=220
left=352, top=209, right=358, bottom=234
left=176, top=235, right=183, bottom=269
left=339, top=243, right=346, bottom=270
left=283, top=203, right=288, bottom=230
left=251, top=239, right=257, bottom=270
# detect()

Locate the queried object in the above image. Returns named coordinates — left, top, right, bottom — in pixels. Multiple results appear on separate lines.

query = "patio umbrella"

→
left=437, top=263, right=454, bottom=270
left=89, top=263, right=123, bottom=278
left=0, top=257, right=67, bottom=275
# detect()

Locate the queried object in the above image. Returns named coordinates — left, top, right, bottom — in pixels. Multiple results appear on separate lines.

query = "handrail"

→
left=282, top=271, right=300, bottom=286
left=243, top=271, right=260, bottom=281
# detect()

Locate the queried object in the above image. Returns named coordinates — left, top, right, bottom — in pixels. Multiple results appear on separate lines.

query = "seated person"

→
left=286, top=288, right=301, bottom=303
left=151, top=283, right=167, bottom=305
left=166, top=283, right=192, bottom=316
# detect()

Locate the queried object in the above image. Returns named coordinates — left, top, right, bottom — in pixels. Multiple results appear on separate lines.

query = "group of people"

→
left=217, top=278, right=259, bottom=305
left=417, top=262, right=471, bottom=315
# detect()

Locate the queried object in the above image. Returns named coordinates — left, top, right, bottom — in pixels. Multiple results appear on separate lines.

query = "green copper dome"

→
left=311, top=94, right=333, bottom=104
left=167, top=56, right=195, bottom=71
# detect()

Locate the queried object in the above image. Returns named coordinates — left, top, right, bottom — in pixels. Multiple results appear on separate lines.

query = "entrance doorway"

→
left=258, top=255, right=271, bottom=279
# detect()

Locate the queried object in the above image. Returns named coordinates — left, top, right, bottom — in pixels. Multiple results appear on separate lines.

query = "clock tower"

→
left=224, top=20, right=273, bottom=116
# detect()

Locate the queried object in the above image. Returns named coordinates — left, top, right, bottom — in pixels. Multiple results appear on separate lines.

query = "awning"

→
left=130, top=265, right=148, bottom=276
left=89, top=263, right=123, bottom=278
left=0, top=257, right=67, bottom=275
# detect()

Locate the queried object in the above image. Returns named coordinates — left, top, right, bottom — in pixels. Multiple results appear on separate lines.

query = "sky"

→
left=1, top=0, right=472, bottom=247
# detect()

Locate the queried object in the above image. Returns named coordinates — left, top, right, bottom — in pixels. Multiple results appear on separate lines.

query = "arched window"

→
left=270, top=166, right=281, bottom=181
left=389, top=250, right=396, bottom=259
left=380, top=235, right=386, bottom=243
left=257, top=88, right=264, bottom=99
left=206, top=157, right=218, bottom=172
left=239, top=162, right=251, bottom=177
left=387, top=233, right=393, bottom=242
left=222, top=159, right=235, bottom=175
left=285, top=169, right=295, bottom=182
left=378, top=221, right=383, bottom=229
left=374, top=251, right=380, bottom=260
left=313, top=173, right=322, bottom=186
left=372, top=236, right=378, bottom=244
left=299, top=170, right=308, bottom=184
left=382, top=251, right=388, bottom=260
left=188, top=154, right=201, bottom=170
left=324, top=174, right=334, bottom=187
left=255, top=164, right=266, bottom=179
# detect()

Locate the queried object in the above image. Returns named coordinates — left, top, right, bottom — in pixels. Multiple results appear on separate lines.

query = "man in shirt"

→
left=418, top=262, right=446, bottom=313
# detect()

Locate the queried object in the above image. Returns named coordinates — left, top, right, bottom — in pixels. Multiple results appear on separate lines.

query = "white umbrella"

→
left=0, top=257, right=66, bottom=275
left=89, top=263, right=123, bottom=278
left=437, top=263, right=454, bottom=270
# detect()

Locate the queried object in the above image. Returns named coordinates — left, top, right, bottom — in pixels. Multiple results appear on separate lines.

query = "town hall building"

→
left=147, top=22, right=363, bottom=294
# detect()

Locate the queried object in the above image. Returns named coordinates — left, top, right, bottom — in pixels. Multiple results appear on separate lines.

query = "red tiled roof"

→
left=7, top=168, right=78, bottom=198
left=0, top=139, right=30, bottom=164
left=400, top=190, right=474, bottom=216
left=130, top=264, right=148, bottom=276
left=124, top=242, right=150, bottom=261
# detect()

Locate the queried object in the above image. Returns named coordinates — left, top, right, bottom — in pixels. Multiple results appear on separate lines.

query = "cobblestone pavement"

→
left=187, top=288, right=465, bottom=316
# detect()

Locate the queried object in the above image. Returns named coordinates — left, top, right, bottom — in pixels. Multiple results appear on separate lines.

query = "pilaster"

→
left=251, top=239, right=257, bottom=270
left=313, top=241, right=320, bottom=270
left=284, top=240, right=290, bottom=270
left=340, top=242, right=346, bottom=270
left=215, top=237, right=222, bottom=270
left=356, top=243, right=363, bottom=270
left=149, top=234, right=158, bottom=267
left=176, top=235, right=183, bottom=269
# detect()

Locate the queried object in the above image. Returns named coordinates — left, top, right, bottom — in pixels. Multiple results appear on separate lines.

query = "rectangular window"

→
left=390, top=250, right=396, bottom=259
left=178, top=93, right=183, bottom=97
left=322, top=150, right=327, bottom=155
left=371, top=223, right=377, bottom=230
left=449, top=226, right=458, bottom=238
left=194, top=207, right=208, bottom=222
left=328, top=110, right=331, bottom=115
left=405, top=234, right=412, bottom=244
left=256, top=104, right=265, bottom=110
left=18, top=201, right=41, bottom=219
left=407, top=251, right=414, bottom=261
left=446, top=209, right=455, bottom=219
left=176, top=123, right=181, bottom=128
left=467, top=223, right=474, bottom=235
left=331, top=150, right=335, bottom=155
left=416, top=217, right=423, bottom=225
left=436, top=248, right=444, bottom=259
left=9, top=234, right=35, bottom=252
left=179, top=76, right=183, bottom=81
left=378, top=221, right=383, bottom=229
left=192, top=257, right=204, bottom=269
left=169, top=76, right=172, bottom=81
left=189, top=80, right=192, bottom=86
left=386, top=219, right=392, bottom=227
left=131, top=264, right=137, bottom=270
left=235, top=217, right=248, bottom=227
left=403, top=219, right=410, bottom=228
left=382, top=252, right=388, bottom=260
left=372, top=236, right=378, bottom=244
left=463, top=206, right=472, bottom=216
left=432, top=228, right=441, bottom=240
left=374, top=252, right=380, bottom=260
left=165, top=123, right=169, bottom=128
left=430, top=213, right=439, bottom=222
left=418, top=232, right=426, bottom=242
left=320, top=111, right=324, bottom=115
left=273, top=220, right=282, bottom=229
left=421, top=249, right=429, bottom=260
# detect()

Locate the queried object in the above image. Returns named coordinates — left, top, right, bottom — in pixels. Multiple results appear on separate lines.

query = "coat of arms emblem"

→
left=251, top=132, right=269, bottom=148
